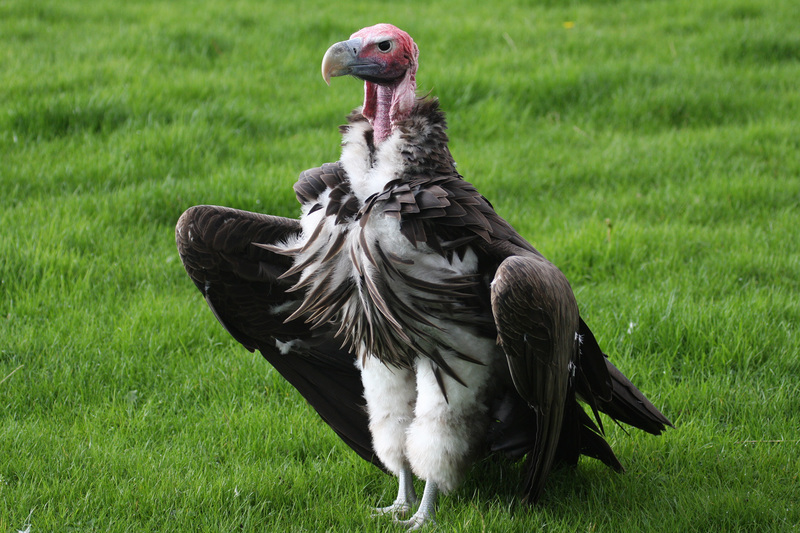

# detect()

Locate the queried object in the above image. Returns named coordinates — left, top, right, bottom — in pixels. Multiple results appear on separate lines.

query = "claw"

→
left=395, top=510, right=435, bottom=530
left=373, top=499, right=415, bottom=518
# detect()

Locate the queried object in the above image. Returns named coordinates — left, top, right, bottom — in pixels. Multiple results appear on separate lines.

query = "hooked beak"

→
left=321, top=38, right=363, bottom=85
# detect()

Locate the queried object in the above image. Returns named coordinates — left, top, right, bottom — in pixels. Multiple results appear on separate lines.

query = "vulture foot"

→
left=373, top=500, right=416, bottom=518
left=374, top=465, right=418, bottom=518
left=393, top=480, right=437, bottom=530
left=395, top=512, right=435, bottom=531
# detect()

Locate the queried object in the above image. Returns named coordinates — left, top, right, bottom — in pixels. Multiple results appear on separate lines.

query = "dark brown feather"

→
left=490, top=253, right=578, bottom=502
left=175, top=204, right=379, bottom=468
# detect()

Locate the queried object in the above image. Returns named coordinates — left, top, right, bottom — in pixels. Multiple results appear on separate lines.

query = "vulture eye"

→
left=377, top=40, right=393, bottom=53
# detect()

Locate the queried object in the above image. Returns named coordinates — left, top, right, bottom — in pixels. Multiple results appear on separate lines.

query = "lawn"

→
left=1, top=0, right=799, bottom=531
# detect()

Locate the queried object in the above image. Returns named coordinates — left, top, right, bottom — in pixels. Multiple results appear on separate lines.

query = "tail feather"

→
left=489, top=389, right=625, bottom=479
left=553, top=393, right=624, bottom=472
left=575, top=406, right=624, bottom=471
left=577, top=319, right=672, bottom=435
left=601, top=359, right=673, bottom=435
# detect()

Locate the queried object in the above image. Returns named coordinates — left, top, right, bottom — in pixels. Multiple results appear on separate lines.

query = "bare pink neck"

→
left=362, top=72, right=416, bottom=145
left=371, top=85, right=395, bottom=144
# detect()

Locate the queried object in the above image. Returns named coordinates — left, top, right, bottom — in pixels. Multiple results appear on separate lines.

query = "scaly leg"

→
left=373, top=464, right=418, bottom=517
left=396, top=479, right=438, bottom=530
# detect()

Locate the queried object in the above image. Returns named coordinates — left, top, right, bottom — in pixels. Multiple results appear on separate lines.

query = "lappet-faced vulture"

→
left=176, top=23, right=671, bottom=530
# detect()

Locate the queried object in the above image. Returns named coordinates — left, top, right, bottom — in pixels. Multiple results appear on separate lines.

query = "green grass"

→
left=1, top=0, right=799, bottom=531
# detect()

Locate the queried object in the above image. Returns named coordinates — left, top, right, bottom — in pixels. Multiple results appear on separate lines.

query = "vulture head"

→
left=322, top=23, right=419, bottom=142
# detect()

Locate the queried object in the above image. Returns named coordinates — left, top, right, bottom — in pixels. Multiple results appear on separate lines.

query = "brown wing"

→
left=490, top=252, right=579, bottom=502
left=175, top=204, right=378, bottom=467
left=486, top=249, right=670, bottom=499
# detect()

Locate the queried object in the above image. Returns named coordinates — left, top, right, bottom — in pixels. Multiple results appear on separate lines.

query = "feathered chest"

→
left=278, top=103, right=511, bottom=369
left=286, top=183, right=479, bottom=368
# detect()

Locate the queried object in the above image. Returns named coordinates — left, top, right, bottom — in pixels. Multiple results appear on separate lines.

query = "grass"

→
left=1, top=0, right=799, bottom=530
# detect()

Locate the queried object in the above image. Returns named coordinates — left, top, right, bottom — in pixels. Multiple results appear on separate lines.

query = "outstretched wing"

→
left=175, top=204, right=378, bottom=466
left=490, top=253, right=579, bottom=503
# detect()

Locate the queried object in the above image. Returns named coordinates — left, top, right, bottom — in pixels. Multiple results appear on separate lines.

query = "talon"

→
left=395, top=511, right=435, bottom=530
left=373, top=500, right=415, bottom=518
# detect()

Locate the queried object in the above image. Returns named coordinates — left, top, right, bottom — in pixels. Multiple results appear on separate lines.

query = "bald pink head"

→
left=348, top=23, right=418, bottom=79
left=322, top=24, right=419, bottom=143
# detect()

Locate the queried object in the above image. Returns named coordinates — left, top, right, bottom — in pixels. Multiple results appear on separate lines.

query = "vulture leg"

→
left=361, top=332, right=496, bottom=525
left=490, top=254, right=579, bottom=503
left=373, top=464, right=418, bottom=517
left=359, top=356, right=417, bottom=511
left=396, top=480, right=438, bottom=530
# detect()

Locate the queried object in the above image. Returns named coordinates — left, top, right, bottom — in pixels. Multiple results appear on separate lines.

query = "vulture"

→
left=176, top=24, right=671, bottom=529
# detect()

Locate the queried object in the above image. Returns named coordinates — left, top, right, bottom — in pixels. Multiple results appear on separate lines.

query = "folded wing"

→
left=490, top=253, right=579, bottom=502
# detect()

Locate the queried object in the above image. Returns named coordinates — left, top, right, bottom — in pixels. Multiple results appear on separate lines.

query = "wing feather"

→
left=176, top=204, right=378, bottom=467
left=490, top=253, right=579, bottom=503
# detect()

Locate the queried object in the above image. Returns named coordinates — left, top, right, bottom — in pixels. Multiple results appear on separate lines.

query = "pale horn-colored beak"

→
left=321, top=37, right=362, bottom=85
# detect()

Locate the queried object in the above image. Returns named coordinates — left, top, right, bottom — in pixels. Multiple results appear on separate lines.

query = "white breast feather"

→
left=341, top=123, right=406, bottom=202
